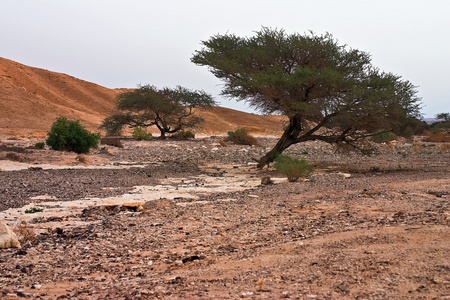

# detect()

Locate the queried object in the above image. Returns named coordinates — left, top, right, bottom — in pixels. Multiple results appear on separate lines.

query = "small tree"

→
left=101, top=85, right=216, bottom=139
left=432, top=112, right=450, bottom=134
left=192, top=28, right=422, bottom=167
left=46, top=116, right=100, bottom=154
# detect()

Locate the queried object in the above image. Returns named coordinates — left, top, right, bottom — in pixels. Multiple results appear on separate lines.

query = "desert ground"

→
left=0, top=135, right=449, bottom=299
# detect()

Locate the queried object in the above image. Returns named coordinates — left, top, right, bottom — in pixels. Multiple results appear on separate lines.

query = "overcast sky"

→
left=1, top=0, right=448, bottom=117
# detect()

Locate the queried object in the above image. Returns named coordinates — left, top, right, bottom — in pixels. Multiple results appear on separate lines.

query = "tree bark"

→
left=257, top=116, right=301, bottom=168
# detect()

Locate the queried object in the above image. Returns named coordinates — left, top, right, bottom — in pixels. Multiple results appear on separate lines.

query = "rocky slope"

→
left=0, top=57, right=283, bottom=137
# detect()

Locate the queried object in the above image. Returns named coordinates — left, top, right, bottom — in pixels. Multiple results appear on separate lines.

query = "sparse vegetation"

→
left=5, top=152, right=24, bottom=162
left=132, top=126, right=152, bottom=141
left=34, top=142, right=45, bottom=149
left=25, top=207, right=43, bottom=214
left=76, top=154, right=87, bottom=164
left=46, top=116, right=100, bottom=154
left=170, top=130, right=195, bottom=140
left=14, top=221, right=38, bottom=245
left=225, top=128, right=258, bottom=146
left=274, top=154, right=312, bottom=182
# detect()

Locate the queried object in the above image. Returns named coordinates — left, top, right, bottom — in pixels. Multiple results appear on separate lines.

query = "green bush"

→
left=34, top=142, right=45, bottom=149
left=132, top=127, right=152, bottom=141
left=274, top=154, right=313, bottom=182
left=171, top=130, right=195, bottom=140
left=225, top=128, right=258, bottom=146
left=46, top=116, right=100, bottom=154
left=25, top=207, right=43, bottom=214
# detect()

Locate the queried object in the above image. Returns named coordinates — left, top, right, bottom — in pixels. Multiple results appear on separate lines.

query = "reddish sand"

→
left=0, top=57, right=284, bottom=138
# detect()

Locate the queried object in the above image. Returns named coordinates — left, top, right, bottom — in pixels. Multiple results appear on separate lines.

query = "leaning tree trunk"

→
left=257, top=116, right=302, bottom=168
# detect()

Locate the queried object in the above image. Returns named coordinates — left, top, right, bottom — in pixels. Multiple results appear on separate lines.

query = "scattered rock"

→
left=182, top=255, right=201, bottom=263
left=0, top=223, right=21, bottom=249
left=261, top=176, right=273, bottom=185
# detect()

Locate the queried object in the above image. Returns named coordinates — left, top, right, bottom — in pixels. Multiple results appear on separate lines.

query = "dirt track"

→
left=0, top=137, right=449, bottom=299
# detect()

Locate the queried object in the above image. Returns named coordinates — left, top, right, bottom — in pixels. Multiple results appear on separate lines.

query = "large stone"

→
left=261, top=176, right=273, bottom=185
left=0, top=223, right=21, bottom=249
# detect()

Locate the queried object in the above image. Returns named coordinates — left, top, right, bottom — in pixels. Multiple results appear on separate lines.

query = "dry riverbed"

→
left=0, top=136, right=449, bottom=299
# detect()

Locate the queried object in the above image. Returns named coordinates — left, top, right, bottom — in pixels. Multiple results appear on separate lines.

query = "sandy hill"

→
left=0, top=57, right=283, bottom=138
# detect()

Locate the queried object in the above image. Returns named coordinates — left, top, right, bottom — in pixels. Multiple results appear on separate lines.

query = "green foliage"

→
left=274, top=154, right=313, bottom=182
left=132, top=127, right=152, bottom=141
left=46, top=116, right=100, bottom=154
left=370, top=132, right=396, bottom=143
left=432, top=112, right=450, bottom=135
left=101, top=85, right=216, bottom=139
left=34, top=142, right=45, bottom=149
left=192, top=27, right=422, bottom=167
left=392, top=117, right=429, bottom=137
left=170, top=130, right=195, bottom=140
left=226, top=128, right=258, bottom=145
left=436, top=113, right=450, bottom=122
left=25, top=207, right=43, bottom=214
left=100, top=114, right=127, bottom=136
left=370, top=166, right=381, bottom=172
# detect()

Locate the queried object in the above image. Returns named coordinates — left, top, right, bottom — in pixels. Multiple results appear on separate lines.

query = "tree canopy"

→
left=101, top=85, right=216, bottom=138
left=191, top=28, right=422, bottom=167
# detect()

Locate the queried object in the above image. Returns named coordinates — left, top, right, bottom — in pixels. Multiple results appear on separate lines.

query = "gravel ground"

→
left=0, top=137, right=449, bottom=299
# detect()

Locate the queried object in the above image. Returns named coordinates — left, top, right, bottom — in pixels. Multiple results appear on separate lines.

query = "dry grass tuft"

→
left=14, top=221, right=38, bottom=245
left=5, top=152, right=25, bottom=162
left=76, top=154, right=87, bottom=164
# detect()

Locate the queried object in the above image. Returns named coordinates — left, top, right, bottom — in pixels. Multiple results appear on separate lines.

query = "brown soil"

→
left=0, top=137, right=449, bottom=299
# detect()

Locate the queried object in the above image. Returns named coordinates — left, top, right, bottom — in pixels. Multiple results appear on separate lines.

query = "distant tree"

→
left=192, top=28, right=422, bottom=167
left=433, top=112, right=450, bottom=133
left=436, top=113, right=449, bottom=122
left=101, top=85, right=216, bottom=139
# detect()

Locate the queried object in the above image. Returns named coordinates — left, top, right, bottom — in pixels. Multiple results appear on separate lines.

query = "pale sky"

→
left=1, top=0, right=449, bottom=118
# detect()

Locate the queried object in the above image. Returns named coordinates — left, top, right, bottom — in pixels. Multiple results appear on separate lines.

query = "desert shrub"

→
left=132, top=127, right=152, bottom=141
left=34, top=142, right=45, bottom=149
left=5, top=152, right=24, bottom=162
left=422, top=129, right=450, bottom=142
left=170, top=130, right=195, bottom=140
left=76, top=154, right=87, bottom=164
left=46, top=116, right=100, bottom=154
left=225, top=128, right=258, bottom=146
left=370, top=132, right=396, bottom=143
left=274, top=154, right=313, bottom=182
left=25, top=207, right=43, bottom=214
left=14, top=221, right=38, bottom=245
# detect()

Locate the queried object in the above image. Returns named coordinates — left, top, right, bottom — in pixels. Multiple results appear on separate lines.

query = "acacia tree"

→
left=433, top=112, right=450, bottom=133
left=101, top=85, right=216, bottom=138
left=192, top=28, right=422, bottom=167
